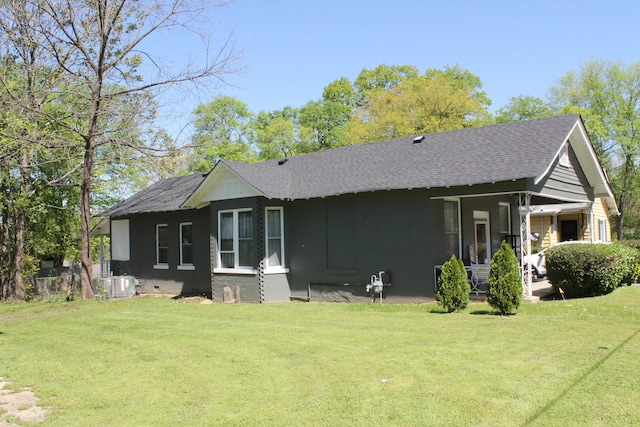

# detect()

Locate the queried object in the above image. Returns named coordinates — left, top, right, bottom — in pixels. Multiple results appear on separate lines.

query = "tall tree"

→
left=188, top=95, right=256, bottom=172
left=347, top=66, right=492, bottom=143
left=0, top=1, right=78, bottom=299
left=2, top=0, right=241, bottom=299
left=495, top=95, right=557, bottom=123
left=550, top=59, right=640, bottom=239
left=254, top=107, right=315, bottom=160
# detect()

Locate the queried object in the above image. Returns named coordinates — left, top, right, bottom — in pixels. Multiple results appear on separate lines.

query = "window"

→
left=179, top=222, right=194, bottom=269
left=599, top=219, right=607, bottom=242
left=218, top=209, right=254, bottom=270
left=499, top=203, right=511, bottom=234
left=266, top=208, right=284, bottom=268
left=155, top=224, right=169, bottom=269
left=444, top=199, right=461, bottom=258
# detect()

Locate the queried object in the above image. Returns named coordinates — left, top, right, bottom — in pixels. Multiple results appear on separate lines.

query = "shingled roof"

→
left=102, top=115, right=616, bottom=216
left=217, top=114, right=583, bottom=200
left=100, top=173, right=205, bottom=217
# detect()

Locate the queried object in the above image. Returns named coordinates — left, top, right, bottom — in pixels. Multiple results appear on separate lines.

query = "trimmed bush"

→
left=601, top=244, right=640, bottom=285
left=436, top=254, right=470, bottom=312
left=487, top=241, right=522, bottom=315
left=545, top=243, right=636, bottom=298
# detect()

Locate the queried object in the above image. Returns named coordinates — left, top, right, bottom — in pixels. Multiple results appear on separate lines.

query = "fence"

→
left=34, top=274, right=136, bottom=300
left=34, top=274, right=77, bottom=301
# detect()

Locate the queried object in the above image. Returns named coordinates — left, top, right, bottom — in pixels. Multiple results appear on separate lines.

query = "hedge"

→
left=545, top=243, right=640, bottom=298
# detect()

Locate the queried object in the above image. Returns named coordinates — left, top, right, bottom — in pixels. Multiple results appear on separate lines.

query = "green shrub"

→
left=436, top=254, right=470, bottom=313
left=487, top=242, right=522, bottom=315
left=545, top=243, right=628, bottom=298
left=617, top=241, right=640, bottom=284
left=619, top=239, right=640, bottom=251
left=601, top=244, right=640, bottom=285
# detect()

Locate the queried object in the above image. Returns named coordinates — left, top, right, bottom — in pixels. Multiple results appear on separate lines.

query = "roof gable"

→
left=182, top=162, right=264, bottom=209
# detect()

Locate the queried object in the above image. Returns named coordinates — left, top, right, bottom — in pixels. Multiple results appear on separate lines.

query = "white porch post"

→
left=99, top=234, right=105, bottom=277
left=589, top=202, right=594, bottom=242
left=519, top=193, right=533, bottom=299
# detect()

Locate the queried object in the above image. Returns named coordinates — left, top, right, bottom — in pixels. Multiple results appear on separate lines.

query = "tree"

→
left=495, top=95, right=557, bottom=123
left=487, top=242, right=522, bottom=315
left=347, top=66, right=492, bottom=143
left=188, top=96, right=256, bottom=173
left=0, top=2, right=84, bottom=299
left=254, top=107, right=315, bottom=160
left=1, top=0, right=241, bottom=299
left=436, top=254, right=470, bottom=312
left=353, top=64, right=419, bottom=97
left=550, top=59, right=640, bottom=239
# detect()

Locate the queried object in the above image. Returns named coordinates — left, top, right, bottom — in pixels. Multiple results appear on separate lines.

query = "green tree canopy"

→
left=550, top=59, right=640, bottom=239
left=495, top=95, right=557, bottom=123
left=347, top=65, right=492, bottom=143
left=188, top=95, right=256, bottom=172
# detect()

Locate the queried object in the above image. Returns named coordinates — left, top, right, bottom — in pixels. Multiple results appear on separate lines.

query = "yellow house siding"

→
left=592, top=198, right=612, bottom=242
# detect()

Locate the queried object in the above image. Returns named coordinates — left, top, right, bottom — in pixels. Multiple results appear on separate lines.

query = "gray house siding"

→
left=110, top=207, right=211, bottom=296
left=213, top=273, right=261, bottom=303
left=285, top=190, right=435, bottom=301
left=536, top=145, right=593, bottom=202
left=261, top=273, right=291, bottom=302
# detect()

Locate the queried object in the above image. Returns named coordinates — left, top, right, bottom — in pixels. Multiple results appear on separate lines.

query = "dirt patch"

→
left=0, top=379, right=50, bottom=426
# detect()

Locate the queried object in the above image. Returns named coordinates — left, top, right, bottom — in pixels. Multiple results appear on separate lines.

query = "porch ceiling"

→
left=520, top=202, right=591, bottom=216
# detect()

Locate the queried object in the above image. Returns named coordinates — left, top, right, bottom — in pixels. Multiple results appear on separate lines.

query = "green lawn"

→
left=1, top=287, right=639, bottom=426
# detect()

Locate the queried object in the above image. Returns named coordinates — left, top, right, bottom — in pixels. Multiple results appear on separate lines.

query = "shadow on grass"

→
left=524, top=326, right=640, bottom=425
left=469, top=309, right=498, bottom=316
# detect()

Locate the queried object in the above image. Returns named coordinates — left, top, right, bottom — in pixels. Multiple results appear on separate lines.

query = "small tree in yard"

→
left=487, top=242, right=522, bottom=315
left=436, top=254, right=470, bottom=312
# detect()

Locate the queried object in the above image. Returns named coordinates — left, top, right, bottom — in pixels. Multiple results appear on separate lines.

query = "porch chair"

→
left=469, top=262, right=490, bottom=295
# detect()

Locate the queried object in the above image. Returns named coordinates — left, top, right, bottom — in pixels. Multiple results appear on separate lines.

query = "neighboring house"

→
left=96, top=115, right=618, bottom=303
left=525, top=197, right=613, bottom=249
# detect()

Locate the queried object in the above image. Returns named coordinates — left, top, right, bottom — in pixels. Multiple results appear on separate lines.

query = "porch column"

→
left=99, top=234, right=104, bottom=276
left=519, top=193, right=533, bottom=299
left=589, top=202, right=594, bottom=242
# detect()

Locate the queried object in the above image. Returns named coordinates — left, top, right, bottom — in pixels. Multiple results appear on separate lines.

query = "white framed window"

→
left=155, top=224, right=169, bottom=269
left=216, top=209, right=254, bottom=273
left=178, top=222, right=195, bottom=270
left=599, top=219, right=607, bottom=242
left=444, top=198, right=461, bottom=259
left=265, top=207, right=287, bottom=273
left=499, top=202, right=511, bottom=234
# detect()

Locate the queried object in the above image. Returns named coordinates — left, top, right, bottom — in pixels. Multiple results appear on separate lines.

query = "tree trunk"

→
left=10, top=209, right=26, bottom=300
left=617, top=200, right=624, bottom=241
left=8, top=149, right=30, bottom=300
left=80, top=138, right=95, bottom=300
left=0, top=207, right=9, bottom=300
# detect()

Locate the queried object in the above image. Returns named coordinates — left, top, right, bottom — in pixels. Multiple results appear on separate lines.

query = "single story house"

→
left=95, top=114, right=618, bottom=302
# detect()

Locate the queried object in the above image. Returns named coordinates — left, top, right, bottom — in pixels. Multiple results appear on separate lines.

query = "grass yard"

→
left=1, top=287, right=639, bottom=426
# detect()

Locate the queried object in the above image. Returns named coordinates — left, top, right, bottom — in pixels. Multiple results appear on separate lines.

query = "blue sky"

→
left=147, top=0, right=640, bottom=140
